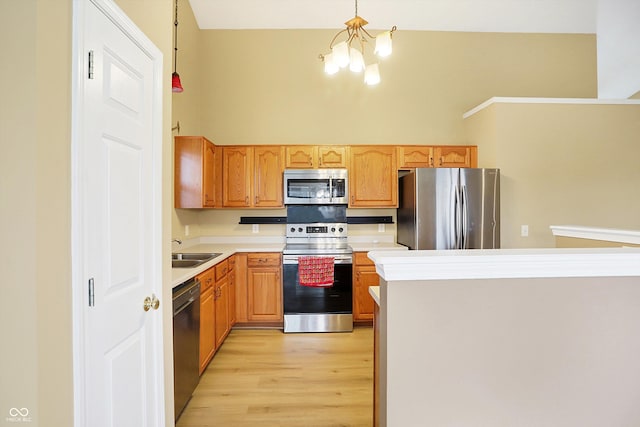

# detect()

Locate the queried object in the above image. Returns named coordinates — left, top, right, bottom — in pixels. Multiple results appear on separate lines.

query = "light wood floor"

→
left=176, top=327, right=374, bottom=427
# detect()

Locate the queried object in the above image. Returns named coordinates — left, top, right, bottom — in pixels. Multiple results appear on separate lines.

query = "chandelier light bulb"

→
left=364, top=63, right=380, bottom=85
left=349, top=48, right=365, bottom=73
left=324, top=53, right=339, bottom=75
left=332, top=41, right=350, bottom=68
left=374, top=31, right=393, bottom=57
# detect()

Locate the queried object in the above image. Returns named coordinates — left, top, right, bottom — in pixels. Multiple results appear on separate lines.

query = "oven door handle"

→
left=283, top=255, right=353, bottom=265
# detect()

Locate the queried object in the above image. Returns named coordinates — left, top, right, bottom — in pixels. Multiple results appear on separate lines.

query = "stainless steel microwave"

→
left=283, top=169, right=348, bottom=205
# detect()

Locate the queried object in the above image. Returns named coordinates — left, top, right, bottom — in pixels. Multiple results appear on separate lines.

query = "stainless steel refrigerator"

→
left=397, top=168, right=500, bottom=250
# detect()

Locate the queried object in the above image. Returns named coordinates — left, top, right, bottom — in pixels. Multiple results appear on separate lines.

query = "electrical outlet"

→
left=378, top=223, right=385, bottom=232
left=252, top=224, right=259, bottom=233
left=185, top=225, right=190, bottom=236
left=521, top=225, right=529, bottom=237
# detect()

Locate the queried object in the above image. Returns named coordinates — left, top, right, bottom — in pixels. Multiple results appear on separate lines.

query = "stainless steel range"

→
left=283, top=205, right=353, bottom=333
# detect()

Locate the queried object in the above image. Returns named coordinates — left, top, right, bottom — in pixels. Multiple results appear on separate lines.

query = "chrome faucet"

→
left=172, top=239, right=182, bottom=245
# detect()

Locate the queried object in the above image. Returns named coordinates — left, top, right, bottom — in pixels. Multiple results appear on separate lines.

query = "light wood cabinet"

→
left=285, top=145, right=347, bottom=168
left=222, top=146, right=252, bottom=207
left=253, top=146, right=284, bottom=207
left=228, top=255, right=236, bottom=326
left=433, top=146, right=477, bottom=168
left=398, top=145, right=477, bottom=169
left=285, top=145, right=316, bottom=168
left=174, top=136, right=222, bottom=208
left=349, top=146, right=398, bottom=207
left=222, top=146, right=284, bottom=208
left=197, top=267, right=216, bottom=375
left=397, top=146, right=434, bottom=169
left=246, top=253, right=282, bottom=322
left=353, top=252, right=377, bottom=323
left=213, top=259, right=230, bottom=349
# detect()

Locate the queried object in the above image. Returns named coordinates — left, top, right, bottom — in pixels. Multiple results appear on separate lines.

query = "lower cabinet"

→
left=247, top=253, right=283, bottom=322
left=197, top=256, right=234, bottom=375
left=234, top=252, right=283, bottom=325
left=353, top=252, right=378, bottom=323
left=197, top=267, right=216, bottom=375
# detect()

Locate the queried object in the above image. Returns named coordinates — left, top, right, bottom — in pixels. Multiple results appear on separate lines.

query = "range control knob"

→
left=290, top=227, right=296, bottom=233
left=331, top=227, right=336, bottom=232
left=338, top=227, right=344, bottom=233
left=298, top=227, right=303, bottom=232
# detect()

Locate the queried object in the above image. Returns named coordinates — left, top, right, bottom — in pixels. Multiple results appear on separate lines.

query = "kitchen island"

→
left=368, top=247, right=640, bottom=427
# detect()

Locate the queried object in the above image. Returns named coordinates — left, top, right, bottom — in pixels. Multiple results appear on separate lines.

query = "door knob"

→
left=143, top=294, right=160, bottom=312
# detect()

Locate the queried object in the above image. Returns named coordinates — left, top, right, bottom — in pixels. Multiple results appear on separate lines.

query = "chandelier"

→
left=319, top=0, right=397, bottom=85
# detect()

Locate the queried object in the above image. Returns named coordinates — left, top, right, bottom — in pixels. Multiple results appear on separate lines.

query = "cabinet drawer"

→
left=215, top=259, right=228, bottom=281
left=247, top=253, right=281, bottom=267
left=196, top=267, right=215, bottom=292
left=354, top=252, right=375, bottom=266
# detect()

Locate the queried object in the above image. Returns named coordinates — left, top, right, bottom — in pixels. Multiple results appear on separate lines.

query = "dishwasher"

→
left=172, top=277, right=201, bottom=421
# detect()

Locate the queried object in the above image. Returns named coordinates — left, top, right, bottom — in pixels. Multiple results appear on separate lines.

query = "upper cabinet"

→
left=253, top=146, right=284, bottom=207
left=397, top=146, right=434, bottom=169
left=175, top=139, right=477, bottom=209
left=222, top=146, right=284, bottom=208
left=398, top=145, right=477, bottom=169
left=434, top=146, right=477, bottom=168
left=284, top=145, right=348, bottom=169
left=349, top=146, right=398, bottom=208
left=174, top=136, right=222, bottom=208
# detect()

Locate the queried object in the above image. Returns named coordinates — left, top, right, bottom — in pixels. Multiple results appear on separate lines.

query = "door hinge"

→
left=88, top=278, right=95, bottom=307
left=88, top=50, right=95, bottom=79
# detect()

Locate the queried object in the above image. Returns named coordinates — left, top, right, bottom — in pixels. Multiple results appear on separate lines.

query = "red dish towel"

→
left=298, top=256, right=335, bottom=288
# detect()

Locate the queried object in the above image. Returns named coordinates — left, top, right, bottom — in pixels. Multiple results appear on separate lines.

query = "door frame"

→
left=70, top=0, right=165, bottom=425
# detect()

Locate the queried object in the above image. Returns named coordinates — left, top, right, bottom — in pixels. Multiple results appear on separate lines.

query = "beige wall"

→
left=2, top=0, right=42, bottom=423
left=171, top=12, right=598, bottom=240
left=555, top=236, right=640, bottom=248
left=381, top=275, right=640, bottom=426
left=465, top=102, right=640, bottom=248
left=197, top=30, right=596, bottom=146
left=1, top=0, right=174, bottom=425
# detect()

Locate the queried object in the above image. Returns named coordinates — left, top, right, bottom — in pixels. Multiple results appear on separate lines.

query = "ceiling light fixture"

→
left=319, top=0, right=396, bottom=86
left=172, top=0, right=184, bottom=93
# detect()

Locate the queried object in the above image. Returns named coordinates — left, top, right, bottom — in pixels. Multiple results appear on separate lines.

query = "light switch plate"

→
left=252, top=224, right=259, bottom=233
left=521, top=225, right=529, bottom=237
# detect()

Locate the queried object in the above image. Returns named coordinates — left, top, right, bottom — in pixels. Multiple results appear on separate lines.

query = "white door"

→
left=72, top=1, right=165, bottom=426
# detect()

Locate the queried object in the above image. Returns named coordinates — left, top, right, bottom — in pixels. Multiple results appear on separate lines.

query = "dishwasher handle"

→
left=172, top=278, right=201, bottom=316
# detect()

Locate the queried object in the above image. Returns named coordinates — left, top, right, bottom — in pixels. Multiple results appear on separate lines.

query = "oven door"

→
left=282, top=254, right=353, bottom=332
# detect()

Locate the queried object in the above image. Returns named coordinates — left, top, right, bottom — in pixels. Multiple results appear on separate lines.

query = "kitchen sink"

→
left=171, top=252, right=222, bottom=268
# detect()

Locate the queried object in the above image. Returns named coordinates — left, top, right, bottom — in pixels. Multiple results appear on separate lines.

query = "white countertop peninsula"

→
left=368, top=247, right=640, bottom=427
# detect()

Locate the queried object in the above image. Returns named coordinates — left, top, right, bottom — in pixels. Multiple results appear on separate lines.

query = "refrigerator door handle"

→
left=461, top=185, right=469, bottom=249
left=454, top=185, right=461, bottom=249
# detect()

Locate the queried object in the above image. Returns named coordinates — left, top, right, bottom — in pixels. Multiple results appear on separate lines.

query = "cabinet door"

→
left=202, top=142, right=216, bottom=207
left=228, top=256, right=236, bottom=326
left=247, top=266, right=282, bottom=321
left=318, top=146, right=347, bottom=168
left=353, top=252, right=378, bottom=322
left=175, top=136, right=217, bottom=208
left=254, top=146, right=284, bottom=207
left=434, top=146, right=476, bottom=168
left=214, top=278, right=229, bottom=349
left=349, top=146, right=398, bottom=207
left=222, top=146, right=252, bottom=207
left=199, top=286, right=215, bottom=375
left=285, top=145, right=317, bottom=168
left=354, top=266, right=378, bottom=321
left=397, top=146, right=434, bottom=169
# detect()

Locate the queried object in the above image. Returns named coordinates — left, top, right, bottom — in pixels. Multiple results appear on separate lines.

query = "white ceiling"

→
left=188, top=0, right=597, bottom=33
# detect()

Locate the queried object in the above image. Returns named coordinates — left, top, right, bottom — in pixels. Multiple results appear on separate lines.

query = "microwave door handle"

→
left=329, top=177, right=333, bottom=203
